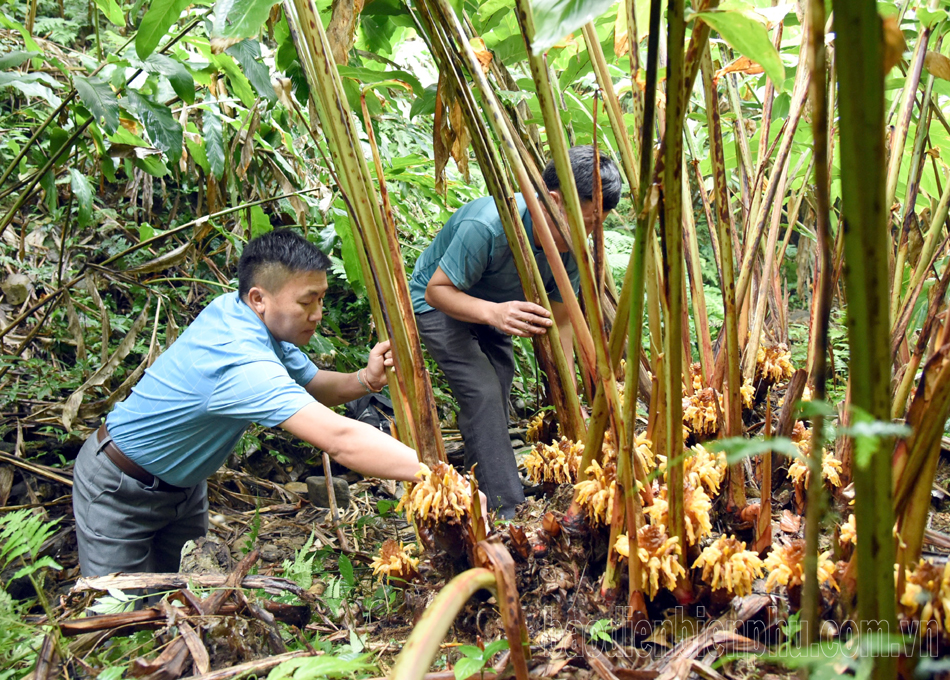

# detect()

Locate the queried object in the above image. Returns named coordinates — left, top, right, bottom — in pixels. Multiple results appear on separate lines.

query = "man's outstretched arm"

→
left=279, top=401, right=422, bottom=482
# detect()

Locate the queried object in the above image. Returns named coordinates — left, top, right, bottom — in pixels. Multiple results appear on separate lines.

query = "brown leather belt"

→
left=96, top=423, right=186, bottom=492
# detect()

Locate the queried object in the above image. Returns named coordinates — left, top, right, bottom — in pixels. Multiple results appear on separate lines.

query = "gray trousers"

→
left=73, top=429, right=208, bottom=576
left=416, top=310, right=525, bottom=517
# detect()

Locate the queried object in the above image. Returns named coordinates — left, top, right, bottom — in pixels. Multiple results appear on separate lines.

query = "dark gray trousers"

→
left=73, top=429, right=208, bottom=577
left=416, top=309, right=525, bottom=517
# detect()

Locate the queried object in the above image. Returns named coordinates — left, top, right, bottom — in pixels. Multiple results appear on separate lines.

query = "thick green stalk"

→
left=582, top=23, right=640, bottom=209
left=887, top=26, right=931, bottom=322
left=801, top=0, right=832, bottom=648
left=741, top=160, right=789, bottom=382
left=390, top=569, right=497, bottom=680
left=698, top=37, right=741, bottom=439
left=892, top=261, right=950, bottom=418
left=661, top=0, right=687, bottom=550
left=682, top=163, right=713, bottom=378
left=893, top=172, right=950, bottom=334
left=832, top=0, right=897, bottom=671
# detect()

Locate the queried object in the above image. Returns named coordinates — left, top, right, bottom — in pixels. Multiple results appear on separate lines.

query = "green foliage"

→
left=143, top=54, right=196, bottom=104
left=212, top=0, right=280, bottom=39
left=529, top=0, right=617, bottom=53
left=88, top=587, right=140, bottom=614
left=587, top=618, right=612, bottom=643
left=69, top=168, right=94, bottom=228
left=203, top=100, right=226, bottom=179
left=711, top=436, right=802, bottom=465
left=0, top=71, right=61, bottom=107
left=243, top=506, right=262, bottom=555
left=74, top=75, right=120, bottom=134
left=91, top=0, right=125, bottom=26
left=693, top=9, right=785, bottom=89
left=126, top=90, right=184, bottom=163
left=266, top=653, right=375, bottom=680
left=0, top=510, right=62, bottom=582
left=136, top=0, right=190, bottom=59
left=0, top=589, right=45, bottom=680
left=226, top=40, right=277, bottom=102
left=281, top=531, right=320, bottom=590
left=453, top=640, right=509, bottom=680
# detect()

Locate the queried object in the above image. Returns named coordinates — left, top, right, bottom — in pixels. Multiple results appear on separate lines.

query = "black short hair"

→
left=541, top=145, right=623, bottom=213
left=237, top=229, right=331, bottom=298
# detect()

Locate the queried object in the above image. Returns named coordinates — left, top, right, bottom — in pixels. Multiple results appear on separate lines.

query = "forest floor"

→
left=12, top=409, right=950, bottom=680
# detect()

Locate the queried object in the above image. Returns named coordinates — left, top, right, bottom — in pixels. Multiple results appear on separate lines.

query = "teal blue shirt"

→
left=106, top=293, right=318, bottom=487
left=409, top=194, right=580, bottom=314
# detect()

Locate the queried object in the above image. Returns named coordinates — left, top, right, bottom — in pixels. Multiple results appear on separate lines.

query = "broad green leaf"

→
left=203, top=101, right=225, bottom=179
left=338, top=553, right=354, bottom=586
left=266, top=654, right=375, bottom=680
left=136, top=0, right=188, bottom=60
left=211, top=0, right=280, bottom=39
left=410, top=82, right=438, bottom=118
left=0, top=50, right=41, bottom=69
left=693, top=9, right=785, bottom=91
left=126, top=90, right=183, bottom=163
left=337, top=65, right=423, bottom=96
left=185, top=135, right=210, bottom=173
left=242, top=204, right=272, bottom=237
left=135, top=154, right=169, bottom=177
left=144, top=54, right=195, bottom=104
left=917, top=8, right=947, bottom=28
left=453, top=657, right=485, bottom=680
left=332, top=207, right=364, bottom=292
left=92, top=0, right=125, bottom=26
left=0, top=12, right=42, bottom=52
left=69, top=169, right=94, bottom=228
left=213, top=52, right=256, bottom=107
left=482, top=639, right=509, bottom=657
left=529, top=0, right=617, bottom=54
left=107, top=124, right=150, bottom=147
left=0, top=72, right=60, bottom=107
left=457, top=645, right=484, bottom=659
left=226, top=40, right=276, bottom=101
left=74, top=75, right=119, bottom=134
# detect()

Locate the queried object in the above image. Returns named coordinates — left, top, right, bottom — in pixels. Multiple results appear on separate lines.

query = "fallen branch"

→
left=72, top=572, right=313, bottom=602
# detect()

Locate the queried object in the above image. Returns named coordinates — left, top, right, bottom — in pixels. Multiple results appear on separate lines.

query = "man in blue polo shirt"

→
left=409, top=146, right=622, bottom=518
left=73, top=229, right=426, bottom=577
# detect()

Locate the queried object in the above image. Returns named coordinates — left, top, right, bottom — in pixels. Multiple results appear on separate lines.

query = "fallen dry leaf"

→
left=882, top=15, right=906, bottom=73
left=470, top=37, right=493, bottom=73
left=739, top=503, right=761, bottom=523
left=780, top=509, right=801, bottom=533
left=716, top=56, right=765, bottom=79
left=925, top=50, right=950, bottom=81
left=614, top=2, right=629, bottom=57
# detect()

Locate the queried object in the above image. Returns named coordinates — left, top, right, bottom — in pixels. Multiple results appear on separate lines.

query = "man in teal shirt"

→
left=409, top=146, right=622, bottom=517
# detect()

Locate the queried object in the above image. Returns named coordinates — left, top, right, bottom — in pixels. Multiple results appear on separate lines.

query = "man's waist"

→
left=96, top=423, right=187, bottom=492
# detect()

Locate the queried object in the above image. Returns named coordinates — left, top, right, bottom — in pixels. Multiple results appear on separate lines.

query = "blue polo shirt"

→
left=105, top=292, right=318, bottom=487
left=408, top=194, right=580, bottom=314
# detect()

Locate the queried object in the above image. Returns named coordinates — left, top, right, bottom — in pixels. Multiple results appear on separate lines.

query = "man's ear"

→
left=549, top=190, right=564, bottom=209
left=246, top=286, right=267, bottom=314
